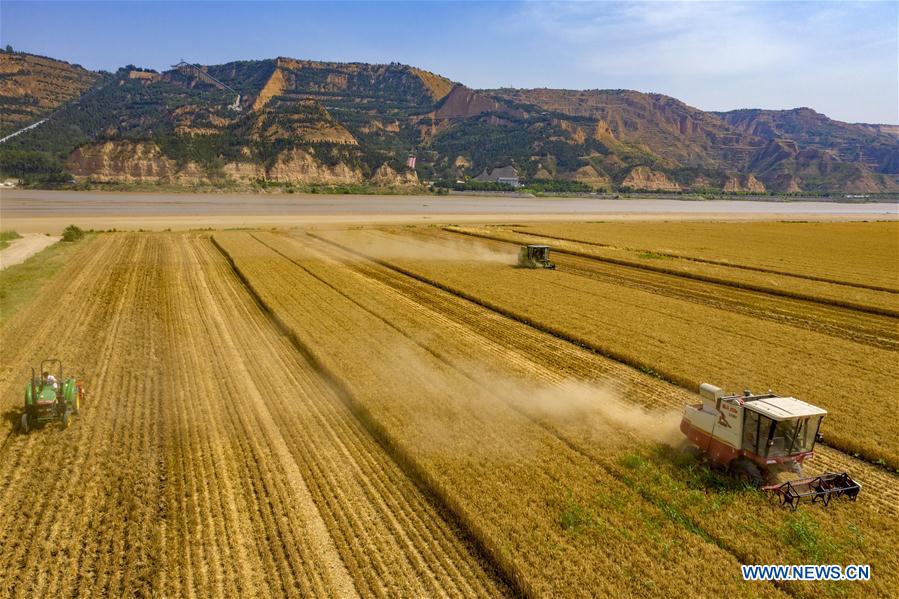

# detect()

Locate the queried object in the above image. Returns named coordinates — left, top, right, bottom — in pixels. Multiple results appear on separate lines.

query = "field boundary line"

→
left=307, top=231, right=899, bottom=473
left=209, top=234, right=523, bottom=598
left=509, top=228, right=899, bottom=295
left=444, top=228, right=899, bottom=318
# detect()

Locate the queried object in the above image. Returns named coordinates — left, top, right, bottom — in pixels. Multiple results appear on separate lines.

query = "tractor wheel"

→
left=729, top=458, right=764, bottom=487
left=19, top=413, right=29, bottom=435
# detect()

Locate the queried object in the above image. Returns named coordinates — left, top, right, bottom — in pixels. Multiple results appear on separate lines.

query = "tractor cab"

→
left=517, top=245, right=556, bottom=269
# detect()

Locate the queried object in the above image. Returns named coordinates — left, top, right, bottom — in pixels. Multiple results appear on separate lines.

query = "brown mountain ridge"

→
left=0, top=49, right=896, bottom=193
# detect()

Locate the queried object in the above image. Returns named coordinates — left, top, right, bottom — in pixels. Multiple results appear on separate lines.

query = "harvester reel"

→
left=764, top=472, right=861, bottom=510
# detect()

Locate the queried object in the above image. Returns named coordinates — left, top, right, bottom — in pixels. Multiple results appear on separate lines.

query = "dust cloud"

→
left=489, top=377, right=684, bottom=448
left=316, top=229, right=515, bottom=264
left=374, top=341, right=683, bottom=460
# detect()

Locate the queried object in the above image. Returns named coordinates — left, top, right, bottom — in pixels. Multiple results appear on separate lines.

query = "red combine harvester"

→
left=681, top=383, right=861, bottom=509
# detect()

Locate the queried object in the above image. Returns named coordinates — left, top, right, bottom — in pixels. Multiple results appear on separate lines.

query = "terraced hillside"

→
left=0, top=51, right=100, bottom=137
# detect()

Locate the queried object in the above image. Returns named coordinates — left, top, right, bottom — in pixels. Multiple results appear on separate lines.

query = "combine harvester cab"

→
left=21, top=359, right=84, bottom=433
left=517, top=245, right=556, bottom=269
left=681, top=383, right=860, bottom=509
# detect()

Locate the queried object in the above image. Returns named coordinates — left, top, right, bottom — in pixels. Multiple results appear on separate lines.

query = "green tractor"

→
left=21, top=359, right=84, bottom=433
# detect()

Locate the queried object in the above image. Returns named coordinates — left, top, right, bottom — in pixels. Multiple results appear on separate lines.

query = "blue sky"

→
left=2, top=1, right=896, bottom=124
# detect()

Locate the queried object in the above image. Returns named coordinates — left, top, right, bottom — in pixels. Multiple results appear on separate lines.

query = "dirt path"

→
left=0, top=233, right=59, bottom=269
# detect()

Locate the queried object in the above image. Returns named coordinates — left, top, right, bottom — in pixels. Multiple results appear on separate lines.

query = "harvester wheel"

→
left=682, top=444, right=703, bottom=460
left=20, top=413, right=29, bottom=435
left=729, top=458, right=764, bottom=487
left=72, top=394, right=80, bottom=416
left=62, top=412, right=70, bottom=429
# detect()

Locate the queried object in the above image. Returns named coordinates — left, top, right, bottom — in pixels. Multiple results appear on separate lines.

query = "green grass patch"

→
left=779, top=511, right=864, bottom=563
left=559, top=497, right=591, bottom=533
left=0, top=229, right=22, bottom=250
left=0, top=234, right=91, bottom=326
left=636, top=251, right=671, bottom=260
left=781, top=511, right=837, bottom=562
left=619, top=452, right=649, bottom=470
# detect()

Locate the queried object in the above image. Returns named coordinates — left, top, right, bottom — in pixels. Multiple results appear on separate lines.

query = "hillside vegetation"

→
left=1, top=50, right=896, bottom=193
left=0, top=50, right=101, bottom=138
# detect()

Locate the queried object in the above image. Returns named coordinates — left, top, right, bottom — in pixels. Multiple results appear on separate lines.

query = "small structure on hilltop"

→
left=474, top=166, right=520, bottom=187
left=127, top=70, right=161, bottom=83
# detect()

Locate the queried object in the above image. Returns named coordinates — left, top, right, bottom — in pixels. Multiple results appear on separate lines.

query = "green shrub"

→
left=61, top=225, right=85, bottom=242
left=0, top=230, right=22, bottom=250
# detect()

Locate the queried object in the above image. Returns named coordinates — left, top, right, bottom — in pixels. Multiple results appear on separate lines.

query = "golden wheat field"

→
left=1, top=221, right=897, bottom=598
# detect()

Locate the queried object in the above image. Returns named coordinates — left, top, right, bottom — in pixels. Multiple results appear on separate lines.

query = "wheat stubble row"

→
left=0, top=233, right=506, bottom=597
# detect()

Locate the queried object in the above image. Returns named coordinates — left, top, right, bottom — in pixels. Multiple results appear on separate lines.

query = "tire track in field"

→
left=159, top=234, right=269, bottom=598
left=175, top=236, right=359, bottom=597
left=300, top=230, right=899, bottom=518
left=163, top=234, right=346, bottom=597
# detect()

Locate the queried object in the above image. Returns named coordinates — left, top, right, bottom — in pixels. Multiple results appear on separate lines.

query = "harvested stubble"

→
left=311, top=227, right=899, bottom=471
left=267, top=230, right=899, bottom=599
left=0, top=232, right=507, bottom=597
left=446, top=225, right=899, bottom=316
